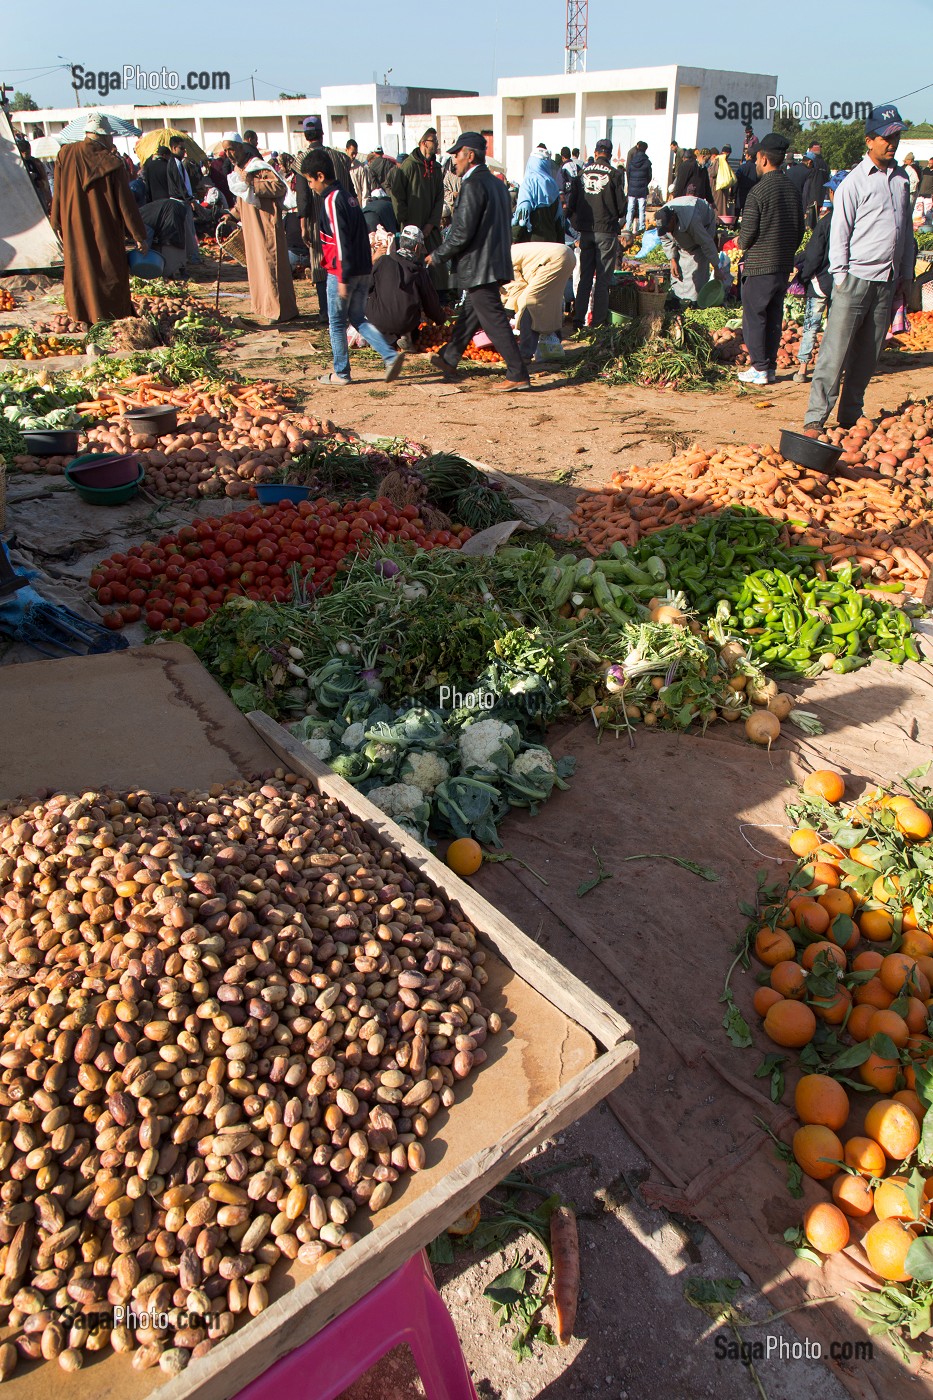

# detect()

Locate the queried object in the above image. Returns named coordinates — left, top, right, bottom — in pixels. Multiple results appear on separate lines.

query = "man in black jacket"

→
left=567, top=139, right=625, bottom=330
left=625, top=141, right=652, bottom=232
left=785, top=155, right=812, bottom=212
left=804, top=144, right=830, bottom=228
left=738, top=132, right=804, bottom=385
left=426, top=132, right=529, bottom=390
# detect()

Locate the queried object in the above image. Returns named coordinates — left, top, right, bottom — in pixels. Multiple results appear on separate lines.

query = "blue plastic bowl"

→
left=128, top=247, right=165, bottom=278
left=255, top=484, right=312, bottom=504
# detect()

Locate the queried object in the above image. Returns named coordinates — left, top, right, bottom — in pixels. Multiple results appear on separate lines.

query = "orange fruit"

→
left=819, top=888, right=855, bottom=919
left=850, top=843, right=880, bottom=868
left=755, top=927, right=796, bottom=966
left=794, top=1073, right=850, bottom=1131
left=901, top=907, right=923, bottom=933
left=864, top=1099, right=921, bottom=1161
left=852, top=950, right=884, bottom=973
left=859, top=1052, right=900, bottom=1094
left=793, top=1124, right=843, bottom=1179
left=894, top=1089, right=926, bottom=1120
left=832, top=1172, right=874, bottom=1218
left=771, top=960, right=807, bottom=999
left=872, top=874, right=902, bottom=904
left=808, top=861, right=842, bottom=889
left=803, top=770, right=846, bottom=803
left=880, top=953, right=919, bottom=996
left=919, top=955, right=933, bottom=985
left=896, top=804, right=933, bottom=840
left=772, top=904, right=796, bottom=930
left=860, top=909, right=895, bottom=943
left=863, top=1218, right=916, bottom=1281
left=867, top=1009, right=910, bottom=1049
left=845, top=1135, right=886, bottom=1177
left=445, top=838, right=483, bottom=876
left=753, top=986, right=784, bottom=1017
left=853, top=977, right=894, bottom=1010
left=803, top=1200, right=850, bottom=1254
left=888, top=795, right=916, bottom=814
left=813, top=988, right=852, bottom=1025
left=904, top=998, right=928, bottom=1033
left=873, top=1176, right=919, bottom=1222
left=847, top=1004, right=877, bottom=1042
left=801, top=941, right=846, bottom=971
left=917, top=970, right=932, bottom=1000
left=901, top=929, right=933, bottom=959
left=796, top=901, right=831, bottom=936
left=790, top=827, right=822, bottom=857
left=764, top=1000, right=817, bottom=1048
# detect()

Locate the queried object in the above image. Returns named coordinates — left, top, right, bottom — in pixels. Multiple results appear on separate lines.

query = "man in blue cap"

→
left=804, top=105, right=914, bottom=434
left=792, top=171, right=847, bottom=383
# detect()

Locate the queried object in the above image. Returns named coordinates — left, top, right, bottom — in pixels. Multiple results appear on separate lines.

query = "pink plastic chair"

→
left=233, top=1250, right=479, bottom=1400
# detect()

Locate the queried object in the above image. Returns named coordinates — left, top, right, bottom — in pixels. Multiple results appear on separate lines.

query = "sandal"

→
left=318, top=373, right=351, bottom=386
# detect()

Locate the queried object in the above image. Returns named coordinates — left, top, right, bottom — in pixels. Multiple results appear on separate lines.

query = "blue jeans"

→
left=326, top=273, right=397, bottom=380
left=798, top=290, right=828, bottom=363
left=626, top=196, right=646, bottom=231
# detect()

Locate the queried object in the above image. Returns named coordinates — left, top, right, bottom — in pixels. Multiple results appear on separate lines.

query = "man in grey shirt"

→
left=804, top=105, right=913, bottom=432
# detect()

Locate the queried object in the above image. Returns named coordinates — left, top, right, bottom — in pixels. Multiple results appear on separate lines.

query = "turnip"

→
left=768, top=693, right=795, bottom=721
left=747, top=677, right=779, bottom=707
left=746, top=712, right=781, bottom=748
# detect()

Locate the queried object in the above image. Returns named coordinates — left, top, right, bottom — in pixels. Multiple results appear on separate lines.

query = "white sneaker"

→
left=738, top=368, right=768, bottom=386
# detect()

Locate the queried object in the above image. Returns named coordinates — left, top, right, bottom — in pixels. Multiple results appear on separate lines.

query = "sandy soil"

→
left=4, top=262, right=924, bottom=1400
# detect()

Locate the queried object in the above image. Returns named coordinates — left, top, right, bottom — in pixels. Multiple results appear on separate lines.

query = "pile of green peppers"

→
left=723, top=564, right=919, bottom=673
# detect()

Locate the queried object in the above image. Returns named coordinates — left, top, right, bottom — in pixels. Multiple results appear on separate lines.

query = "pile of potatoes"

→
left=80, top=411, right=352, bottom=500
left=823, top=401, right=933, bottom=481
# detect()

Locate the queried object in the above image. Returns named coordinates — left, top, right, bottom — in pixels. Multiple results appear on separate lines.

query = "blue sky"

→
left=4, top=0, right=933, bottom=123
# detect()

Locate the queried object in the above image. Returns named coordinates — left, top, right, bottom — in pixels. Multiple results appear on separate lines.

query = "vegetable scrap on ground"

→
left=0, top=774, right=500, bottom=1381
left=734, top=769, right=933, bottom=1365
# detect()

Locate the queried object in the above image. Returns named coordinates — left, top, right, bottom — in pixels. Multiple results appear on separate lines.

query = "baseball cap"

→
left=302, top=116, right=324, bottom=135
left=759, top=132, right=790, bottom=155
left=824, top=171, right=847, bottom=193
left=447, top=131, right=487, bottom=156
left=865, top=104, right=906, bottom=137
left=594, top=138, right=612, bottom=155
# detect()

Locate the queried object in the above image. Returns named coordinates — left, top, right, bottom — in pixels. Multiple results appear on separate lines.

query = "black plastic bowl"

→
left=23, top=430, right=80, bottom=457
left=779, top=428, right=844, bottom=474
left=123, top=405, right=178, bottom=436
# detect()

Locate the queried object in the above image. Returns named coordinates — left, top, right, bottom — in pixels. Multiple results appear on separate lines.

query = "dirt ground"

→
left=3, top=263, right=930, bottom=1400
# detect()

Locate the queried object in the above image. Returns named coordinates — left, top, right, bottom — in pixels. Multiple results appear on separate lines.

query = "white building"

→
left=8, top=83, right=476, bottom=161
left=432, top=66, right=778, bottom=183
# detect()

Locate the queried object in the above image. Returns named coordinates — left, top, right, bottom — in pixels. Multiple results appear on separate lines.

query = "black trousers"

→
left=440, top=283, right=528, bottom=383
left=742, top=271, right=787, bottom=373
left=575, top=230, right=618, bottom=328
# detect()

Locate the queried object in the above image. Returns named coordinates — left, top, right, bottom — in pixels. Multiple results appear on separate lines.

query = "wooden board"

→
left=0, top=647, right=638, bottom=1400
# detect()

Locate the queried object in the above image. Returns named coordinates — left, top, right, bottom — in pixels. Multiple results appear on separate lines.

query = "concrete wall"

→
left=689, top=67, right=778, bottom=155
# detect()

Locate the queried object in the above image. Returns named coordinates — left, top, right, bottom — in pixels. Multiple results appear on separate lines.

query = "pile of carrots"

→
left=891, top=310, right=933, bottom=355
left=573, top=402, right=933, bottom=594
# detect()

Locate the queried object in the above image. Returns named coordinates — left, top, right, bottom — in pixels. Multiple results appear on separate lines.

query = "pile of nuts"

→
left=0, top=774, right=498, bottom=1379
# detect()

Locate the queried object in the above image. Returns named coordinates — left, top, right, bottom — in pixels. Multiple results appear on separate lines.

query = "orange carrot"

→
left=550, top=1205, right=579, bottom=1346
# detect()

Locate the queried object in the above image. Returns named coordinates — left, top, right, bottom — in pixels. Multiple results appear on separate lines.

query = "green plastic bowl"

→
left=698, top=279, right=725, bottom=308
left=610, top=310, right=628, bottom=326
left=65, top=454, right=145, bottom=505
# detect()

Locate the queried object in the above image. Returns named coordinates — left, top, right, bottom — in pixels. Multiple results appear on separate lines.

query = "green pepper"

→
left=832, top=656, right=869, bottom=673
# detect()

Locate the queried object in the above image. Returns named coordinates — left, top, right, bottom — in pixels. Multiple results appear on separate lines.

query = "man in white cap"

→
left=50, top=112, right=147, bottom=324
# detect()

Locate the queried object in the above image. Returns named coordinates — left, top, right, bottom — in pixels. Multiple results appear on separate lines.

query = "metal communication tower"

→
left=565, top=0, right=588, bottom=73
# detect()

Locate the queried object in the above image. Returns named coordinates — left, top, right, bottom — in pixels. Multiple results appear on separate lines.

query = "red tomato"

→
left=103, top=612, right=124, bottom=630
left=145, top=611, right=166, bottom=630
left=128, top=588, right=148, bottom=606
left=119, top=604, right=141, bottom=624
left=97, top=585, right=114, bottom=605
left=162, top=617, right=182, bottom=633
left=109, top=582, right=130, bottom=602
left=186, top=606, right=209, bottom=625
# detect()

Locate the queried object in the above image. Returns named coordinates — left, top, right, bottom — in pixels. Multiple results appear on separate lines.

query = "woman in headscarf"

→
left=712, top=145, right=736, bottom=225
left=513, top=150, right=564, bottom=243
left=221, top=134, right=298, bottom=324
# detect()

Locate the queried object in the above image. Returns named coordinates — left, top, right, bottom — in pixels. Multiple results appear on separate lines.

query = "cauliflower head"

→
left=301, top=735, right=333, bottom=762
left=511, top=747, right=557, bottom=781
left=366, top=782, right=431, bottom=843
left=458, top=718, right=521, bottom=774
left=341, top=722, right=366, bottom=750
left=399, top=750, right=450, bottom=796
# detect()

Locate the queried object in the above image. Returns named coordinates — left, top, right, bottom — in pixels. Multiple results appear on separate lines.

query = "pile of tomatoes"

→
left=90, top=497, right=471, bottom=632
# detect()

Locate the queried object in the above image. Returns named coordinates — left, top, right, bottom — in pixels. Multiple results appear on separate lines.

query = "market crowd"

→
left=24, top=99, right=933, bottom=426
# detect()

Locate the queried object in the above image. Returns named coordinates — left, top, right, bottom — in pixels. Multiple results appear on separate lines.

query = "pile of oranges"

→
left=0, top=288, right=16, bottom=312
left=748, top=768, right=933, bottom=1287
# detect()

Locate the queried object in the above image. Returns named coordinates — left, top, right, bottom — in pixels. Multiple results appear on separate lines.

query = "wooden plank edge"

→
left=154, top=1040, right=638, bottom=1400
left=248, top=711, right=633, bottom=1052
